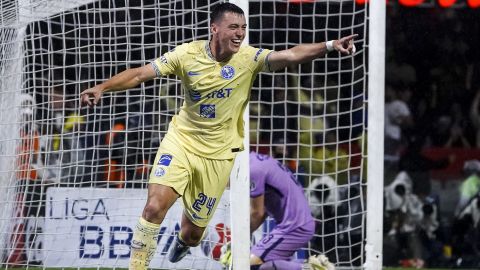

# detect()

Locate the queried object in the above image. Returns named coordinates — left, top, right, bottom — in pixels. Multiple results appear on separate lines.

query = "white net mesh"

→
left=1, top=0, right=371, bottom=269
left=249, top=1, right=367, bottom=268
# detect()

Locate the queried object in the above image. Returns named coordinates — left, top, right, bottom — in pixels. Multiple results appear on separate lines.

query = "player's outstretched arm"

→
left=80, top=64, right=157, bottom=107
left=267, top=34, right=358, bottom=71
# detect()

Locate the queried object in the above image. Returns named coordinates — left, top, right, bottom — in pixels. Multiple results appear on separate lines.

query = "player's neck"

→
left=208, top=40, right=233, bottom=62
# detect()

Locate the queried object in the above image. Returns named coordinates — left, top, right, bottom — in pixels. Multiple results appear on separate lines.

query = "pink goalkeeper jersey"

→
left=250, top=152, right=314, bottom=232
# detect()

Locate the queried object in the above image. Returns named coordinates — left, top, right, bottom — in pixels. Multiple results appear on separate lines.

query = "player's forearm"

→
left=250, top=213, right=266, bottom=233
left=288, top=43, right=329, bottom=64
left=268, top=42, right=330, bottom=71
left=99, top=67, right=146, bottom=93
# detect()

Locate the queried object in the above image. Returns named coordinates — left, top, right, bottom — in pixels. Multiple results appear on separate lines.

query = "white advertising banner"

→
left=44, top=188, right=230, bottom=269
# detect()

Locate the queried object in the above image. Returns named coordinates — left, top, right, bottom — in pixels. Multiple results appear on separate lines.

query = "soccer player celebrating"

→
left=80, top=3, right=356, bottom=269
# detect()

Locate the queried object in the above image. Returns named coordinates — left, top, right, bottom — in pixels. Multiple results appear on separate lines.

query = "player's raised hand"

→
left=80, top=86, right=103, bottom=107
left=333, top=34, right=358, bottom=55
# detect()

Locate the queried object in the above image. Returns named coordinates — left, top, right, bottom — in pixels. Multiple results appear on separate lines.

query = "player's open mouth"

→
left=231, top=39, right=242, bottom=46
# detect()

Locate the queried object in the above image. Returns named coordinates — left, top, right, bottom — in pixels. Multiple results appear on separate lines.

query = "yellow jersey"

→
left=152, top=40, right=272, bottom=159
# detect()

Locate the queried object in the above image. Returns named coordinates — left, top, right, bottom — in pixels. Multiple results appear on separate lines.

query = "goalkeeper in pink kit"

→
left=223, top=152, right=335, bottom=270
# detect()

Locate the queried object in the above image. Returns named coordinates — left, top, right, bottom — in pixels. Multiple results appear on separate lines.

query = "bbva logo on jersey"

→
left=220, top=65, right=235, bottom=80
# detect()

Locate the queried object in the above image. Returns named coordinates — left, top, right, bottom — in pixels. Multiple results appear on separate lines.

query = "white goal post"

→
left=366, top=0, right=386, bottom=269
left=0, top=0, right=384, bottom=269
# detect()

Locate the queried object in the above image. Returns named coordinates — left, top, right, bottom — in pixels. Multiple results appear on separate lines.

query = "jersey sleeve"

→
left=250, top=154, right=267, bottom=198
left=151, top=43, right=189, bottom=77
left=245, top=46, right=273, bottom=74
left=250, top=171, right=266, bottom=198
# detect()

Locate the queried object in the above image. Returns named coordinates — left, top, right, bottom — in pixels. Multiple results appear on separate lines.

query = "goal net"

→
left=248, top=0, right=371, bottom=268
left=1, top=0, right=229, bottom=269
left=0, top=0, right=380, bottom=269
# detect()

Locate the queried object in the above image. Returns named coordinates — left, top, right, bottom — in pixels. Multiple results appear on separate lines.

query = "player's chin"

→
left=229, top=42, right=241, bottom=52
left=229, top=45, right=240, bottom=54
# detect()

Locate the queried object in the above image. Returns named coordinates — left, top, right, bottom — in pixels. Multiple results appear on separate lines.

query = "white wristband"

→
left=326, top=40, right=335, bottom=52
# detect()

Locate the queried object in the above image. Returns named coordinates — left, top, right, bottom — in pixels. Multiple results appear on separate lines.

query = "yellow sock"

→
left=129, top=217, right=161, bottom=270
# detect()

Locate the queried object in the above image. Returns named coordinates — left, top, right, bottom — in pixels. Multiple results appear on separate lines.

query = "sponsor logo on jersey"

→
left=187, top=71, right=201, bottom=76
left=206, top=88, right=233, bottom=99
left=200, top=104, right=215, bottom=118
left=190, top=89, right=201, bottom=102
left=220, top=65, right=235, bottom=80
left=154, top=167, right=166, bottom=177
left=254, top=48, right=264, bottom=62
left=158, top=154, right=173, bottom=166
left=250, top=181, right=256, bottom=191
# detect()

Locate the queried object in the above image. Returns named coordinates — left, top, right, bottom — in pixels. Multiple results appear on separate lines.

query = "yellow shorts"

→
left=149, top=135, right=235, bottom=227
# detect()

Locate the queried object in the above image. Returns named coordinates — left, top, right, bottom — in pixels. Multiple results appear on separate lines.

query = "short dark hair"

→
left=210, top=2, right=244, bottom=24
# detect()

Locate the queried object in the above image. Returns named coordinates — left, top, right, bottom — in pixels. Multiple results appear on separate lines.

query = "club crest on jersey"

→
left=200, top=104, right=215, bottom=118
left=220, top=65, right=235, bottom=80
left=158, top=154, right=173, bottom=166
left=154, top=167, right=165, bottom=177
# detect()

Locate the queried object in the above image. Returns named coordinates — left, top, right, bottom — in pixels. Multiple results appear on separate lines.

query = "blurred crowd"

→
left=249, top=4, right=480, bottom=269
left=381, top=5, right=480, bottom=269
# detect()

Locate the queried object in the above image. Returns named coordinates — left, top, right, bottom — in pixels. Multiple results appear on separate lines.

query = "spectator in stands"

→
left=470, top=90, right=480, bottom=148
left=11, top=93, right=49, bottom=265
left=297, top=77, right=329, bottom=156
left=16, top=94, right=41, bottom=183
left=103, top=119, right=126, bottom=188
left=271, top=137, right=299, bottom=178
left=383, top=171, right=424, bottom=268
left=125, top=112, right=155, bottom=188
left=417, top=196, right=446, bottom=268
left=307, top=176, right=339, bottom=264
left=451, top=192, right=480, bottom=267
left=385, top=190, right=446, bottom=268
left=300, top=131, right=349, bottom=185
left=443, top=102, right=473, bottom=148
left=271, top=75, right=298, bottom=144
left=249, top=101, right=269, bottom=155
left=384, top=85, right=413, bottom=184
left=307, top=175, right=363, bottom=266
left=48, top=86, right=89, bottom=184
left=444, top=123, right=471, bottom=148
left=456, top=160, right=480, bottom=214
